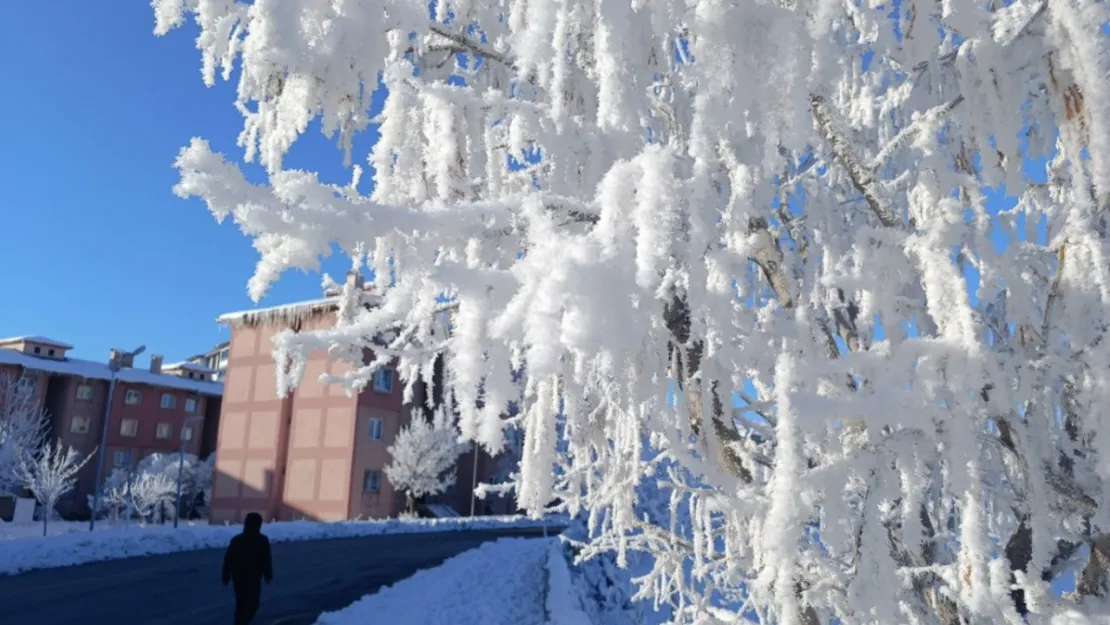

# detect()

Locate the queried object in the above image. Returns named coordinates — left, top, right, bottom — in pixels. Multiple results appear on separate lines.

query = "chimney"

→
left=346, top=270, right=364, bottom=290
left=109, top=349, right=122, bottom=370
left=150, top=354, right=163, bottom=375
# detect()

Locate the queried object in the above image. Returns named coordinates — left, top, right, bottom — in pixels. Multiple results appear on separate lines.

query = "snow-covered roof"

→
left=0, top=349, right=223, bottom=396
left=163, top=361, right=215, bottom=373
left=217, top=296, right=341, bottom=327
left=218, top=291, right=383, bottom=327
left=0, top=336, right=74, bottom=349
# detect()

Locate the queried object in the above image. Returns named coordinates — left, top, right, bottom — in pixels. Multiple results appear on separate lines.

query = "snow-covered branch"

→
left=155, top=0, right=1110, bottom=622
left=0, top=373, right=49, bottom=496
left=18, top=440, right=92, bottom=536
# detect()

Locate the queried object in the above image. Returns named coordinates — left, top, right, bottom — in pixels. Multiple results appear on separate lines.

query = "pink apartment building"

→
left=210, top=277, right=509, bottom=524
left=0, top=336, right=223, bottom=519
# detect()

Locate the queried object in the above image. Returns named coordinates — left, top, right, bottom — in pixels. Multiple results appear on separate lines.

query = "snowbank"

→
left=314, top=537, right=552, bottom=625
left=544, top=540, right=594, bottom=625
left=0, top=515, right=564, bottom=576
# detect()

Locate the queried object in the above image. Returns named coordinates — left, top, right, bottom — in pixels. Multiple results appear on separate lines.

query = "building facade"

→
left=0, top=336, right=223, bottom=519
left=209, top=278, right=511, bottom=524
left=187, top=342, right=230, bottom=382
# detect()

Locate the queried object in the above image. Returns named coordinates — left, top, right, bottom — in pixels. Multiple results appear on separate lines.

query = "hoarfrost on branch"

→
left=154, top=0, right=1110, bottom=623
left=0, top=373, right=49, bottom=496
left=18, top=440, right=92, bottom=536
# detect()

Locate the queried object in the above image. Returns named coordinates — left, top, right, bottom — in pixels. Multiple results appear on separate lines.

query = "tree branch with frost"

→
left=17, top=440, right=93, bottom=536
left=0, top=373, right=49, bottom=496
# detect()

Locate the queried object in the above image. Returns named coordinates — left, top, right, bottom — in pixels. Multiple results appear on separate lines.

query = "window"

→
left=368, top=418, right=383, bottom=441
left=373, top=369, right=393, bottom=393
left=120, top=419, right=138, bottom=437
left=48, top=348, right=55, bottom=357
left=363, top=470, right=381, bottom=493
left=33, top=346, right=40, bottom=354
left=70, top=416, right=90, bottom=434
left=160, top=393, right=176, bottom=409
left=76, top=384, right=93, bottom=402
left=15, top=376, right=35, bottom=396
left=156, top=423, right=172, bottom=440
left=112, top=450, right=131, bottom=468
left=181, top=426, right=194, bottom=441
left=124, top=389, right=142, bottom=405
left=185, top=397, right=198, bottom=413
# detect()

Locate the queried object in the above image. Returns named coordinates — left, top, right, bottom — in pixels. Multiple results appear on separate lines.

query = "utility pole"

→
left=470, top=442, right=479, bottom=517
left=174, top=415, right=204, bottom=528
left=89, top=345, right=145, bottom=531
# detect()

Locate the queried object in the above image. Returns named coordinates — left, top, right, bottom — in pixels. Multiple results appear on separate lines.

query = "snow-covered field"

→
left=314, top=537, right=553, bottom=625
left=0, top=515, right=563, bottom=576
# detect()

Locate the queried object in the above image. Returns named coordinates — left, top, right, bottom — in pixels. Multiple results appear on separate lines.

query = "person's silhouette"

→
left=222, top=513, right=273, bottom=625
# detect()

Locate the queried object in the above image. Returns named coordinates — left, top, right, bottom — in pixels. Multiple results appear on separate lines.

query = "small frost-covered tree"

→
left=156, top=1, right=1110, bottom=624
left=385, top=407, right=466, bottom=512
left=125, top=471, right=178, bottom=523
left=88, top=468, right=132, bottom=522
left=135, top=452, right=214, bottom=518
left=18, top=441, right=92, bottom=536
left=0, top=373, right=49, bottom=496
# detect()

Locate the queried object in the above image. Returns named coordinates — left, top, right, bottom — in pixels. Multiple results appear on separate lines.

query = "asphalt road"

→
left=0, top=527, right=557, bottom=625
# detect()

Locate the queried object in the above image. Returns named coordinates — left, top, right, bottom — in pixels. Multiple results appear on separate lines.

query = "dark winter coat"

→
left=222, top=513, right=273, bottom=587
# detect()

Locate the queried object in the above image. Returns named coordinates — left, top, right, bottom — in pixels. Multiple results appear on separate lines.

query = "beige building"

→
left=210, top=278, right=508, bottom=524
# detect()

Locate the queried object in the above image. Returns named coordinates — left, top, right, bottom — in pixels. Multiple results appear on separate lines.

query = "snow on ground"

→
left=315, top=537, right=552, bottom=625
left=544, top=540, right=594, bottom=625
left=0, top=515, right=564, bottom=576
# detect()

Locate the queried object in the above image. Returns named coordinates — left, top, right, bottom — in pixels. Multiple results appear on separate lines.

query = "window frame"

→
left=181, top=425, right=194, bottom=441
left=112, top=450, right=131, bottom=468
left=120, top=418, right=139, bottom=437
left=70, top=415, right=90, bottom=434
left=76, top=384, right=94, bottom=402
left=363, top=469, right=381, bottom=494
left=124, top=389, right=142, bottom=405
left=372, top=368, right=393, bottom=393
left=155, top=422, right=173, bottom=440
left=184, top=397, right=198, bottom=413
left=368, top=417, right=384, bottom=441
left=160, top=393, right=177, bottom=410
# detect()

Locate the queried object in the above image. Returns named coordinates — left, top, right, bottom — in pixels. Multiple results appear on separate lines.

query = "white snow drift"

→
left=0, top=515, right=561, bottom=576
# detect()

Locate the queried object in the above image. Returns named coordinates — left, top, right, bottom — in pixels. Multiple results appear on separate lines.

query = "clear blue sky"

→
left=0, top=4, right=377, bottom=365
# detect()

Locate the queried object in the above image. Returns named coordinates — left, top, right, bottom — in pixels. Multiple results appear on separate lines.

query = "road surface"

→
left=0, top=527, right=556, bottom=625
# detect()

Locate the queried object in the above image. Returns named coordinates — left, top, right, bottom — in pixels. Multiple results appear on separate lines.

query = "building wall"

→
left=210, top=323, right=288, bottom=524
left=47, top=376, right=110, bottom=517
left=282, top=331, right=361, bottom=522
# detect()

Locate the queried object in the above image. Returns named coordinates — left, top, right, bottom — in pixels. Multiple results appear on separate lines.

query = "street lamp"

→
left=174, top=414, right=204, bottom=529
left=88, top=345, right=145, bottom=531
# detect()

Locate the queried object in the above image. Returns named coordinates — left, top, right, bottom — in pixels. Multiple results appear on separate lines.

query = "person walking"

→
left=221, top=512, right=273, bottom=625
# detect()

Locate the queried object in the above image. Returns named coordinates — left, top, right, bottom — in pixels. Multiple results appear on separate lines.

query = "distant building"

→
left=209, top=274, right=510, bottom=524
left=0, top=336, right=223, bottom=519
left=187, top=342, right=230, bottom=382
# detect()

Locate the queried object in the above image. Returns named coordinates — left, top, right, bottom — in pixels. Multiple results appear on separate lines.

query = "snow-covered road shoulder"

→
left=0, top=515, right=563, bottom=576
left=314, top=537, right=552, bottom=625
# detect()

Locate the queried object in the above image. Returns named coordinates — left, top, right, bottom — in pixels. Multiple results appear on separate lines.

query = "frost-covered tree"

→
left=156, top=1, right=1110, bottom=624
left=125, top=470, right=178, bottom=523
left=18, top=441, right=91, bottom=536
left=135, top=452, right=214, bottom=518
left=385, top=407, right=466, bottom=512
left=0, top=373, right=49, bottom=496
left=88, top=468, right=133, bottom=523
